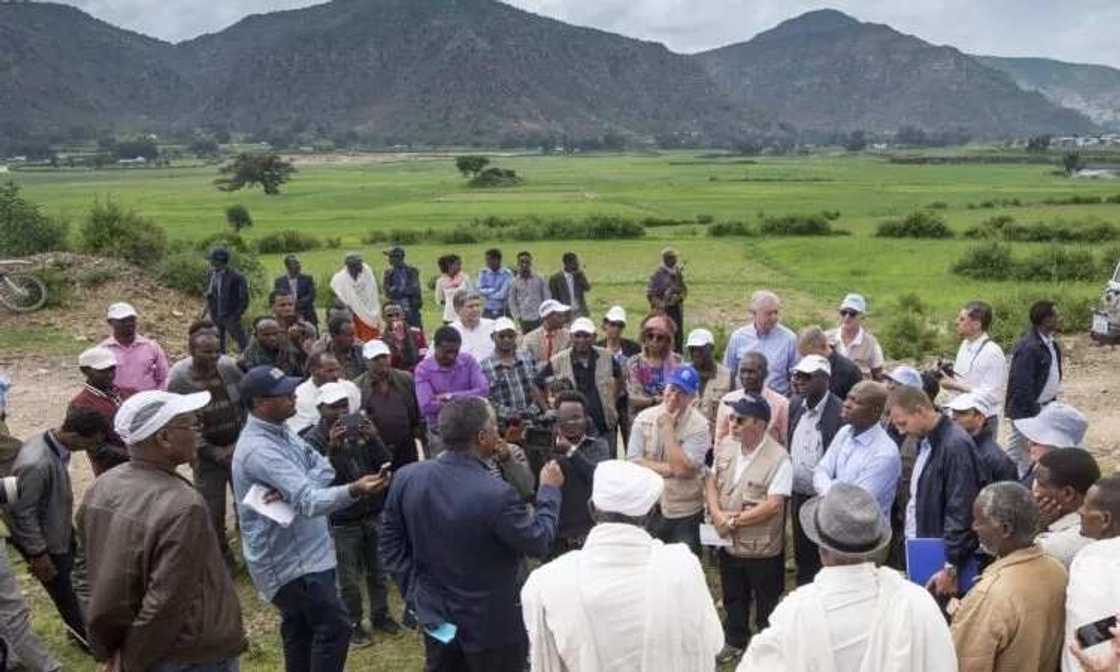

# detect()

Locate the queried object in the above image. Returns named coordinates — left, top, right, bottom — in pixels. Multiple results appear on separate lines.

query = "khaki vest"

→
left=713, top=434, right=787, bottom=558
left=550, top=347, right=618, bottom=430
left=635, top=405, right=710, bottom=518
left=695, top=364, right=732, bottom=442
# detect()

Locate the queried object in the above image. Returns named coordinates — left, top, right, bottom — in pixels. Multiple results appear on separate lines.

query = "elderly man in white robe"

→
left=737, top=483, right=957, bottom=672
left=521, top=460, right=723, bottom=671
left=330, top=253, right=382, bottom=342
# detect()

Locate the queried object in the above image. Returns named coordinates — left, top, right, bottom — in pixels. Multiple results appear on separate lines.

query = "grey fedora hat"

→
left=800, top=483, right=892, bottom=557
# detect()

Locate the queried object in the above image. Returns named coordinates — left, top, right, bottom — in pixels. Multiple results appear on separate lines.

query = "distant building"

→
left=117, top=156, right=147, bottom=166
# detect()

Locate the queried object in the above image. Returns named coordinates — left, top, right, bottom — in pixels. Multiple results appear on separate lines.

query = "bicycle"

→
left=0, top=260, right=48, bottom=313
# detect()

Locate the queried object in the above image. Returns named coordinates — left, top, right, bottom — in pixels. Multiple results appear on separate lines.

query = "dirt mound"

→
left=0, top=252, right=203, bottom=359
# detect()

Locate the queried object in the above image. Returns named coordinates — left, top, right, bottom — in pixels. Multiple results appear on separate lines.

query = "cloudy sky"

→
left=60, top=0, right=1120, bottom=68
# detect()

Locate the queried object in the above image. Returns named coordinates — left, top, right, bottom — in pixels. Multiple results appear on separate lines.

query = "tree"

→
left=455, top=155, right=490, bottom=177
left=225, top=204, right=253, bottom=232
left=214, top=153, right=296, bottom=195
left=190, top=137, right=221, bottom=157
left=113, top=138, right=159, bottom=161
left=1026, top=135, right=1052, bottom=152
left=1063, top=151, right=1084, bottom=176
left=843, top=130, right=868, bottom=152
left=0, top=181, right=69, bottom=256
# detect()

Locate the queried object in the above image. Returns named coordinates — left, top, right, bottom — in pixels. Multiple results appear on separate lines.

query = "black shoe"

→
left=373, top=615, right=402, bottom=635
left=350, top=625, right=373, bottom=649
left=402, top=609, right=419, bottom=630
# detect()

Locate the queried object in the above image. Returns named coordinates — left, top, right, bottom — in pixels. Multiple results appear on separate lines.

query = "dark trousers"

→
left=271, top=570, right=351, bottom=672
left=195, top=458, right=234, bottom=562
left=215, top=316, right=248, bottom=354
left=791, top=492, right=822, bottom=586
left=718, top=550, right=784, bottom=650
left=424, top=634, right=526, bottom=672
left=647, top=508, right=702, bottom=557
left=37, top=548, right=87, bottom=646
left=665, top=304, right=684, bottom=354
left=331, top=518, right=388, bottom=627
left=519, top=319, right=540, bottom=333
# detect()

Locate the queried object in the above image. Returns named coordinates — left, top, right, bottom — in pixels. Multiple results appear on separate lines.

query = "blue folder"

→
left=905, top=538, right=982, bottom=595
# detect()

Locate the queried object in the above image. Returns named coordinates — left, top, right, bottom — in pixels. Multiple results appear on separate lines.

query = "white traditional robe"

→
left=521, top=522, right=723, bottom=672
left=737, top=563, right=958, bottom=672
left=330, top=263, right=381, bottom=330
left=1063, top=536, right=1120, bottom=672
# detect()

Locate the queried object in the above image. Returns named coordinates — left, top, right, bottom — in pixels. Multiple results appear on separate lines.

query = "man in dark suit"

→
left=786, top=354, right=845, bottom=585
left=548, top=252, right=590, bottom=318
left=273, top=254, right=318, bottom=327
left=206, top=247, right=249, bottom=353
left=381, top=397, right=564, bottom=671
left=1005, top=300, right=1062, bottom=478
left=382, top=246, right=424, bottom=330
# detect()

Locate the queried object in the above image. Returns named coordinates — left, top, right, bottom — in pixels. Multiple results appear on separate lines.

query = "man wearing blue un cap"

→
left=627, top=365, right=712, bottom=556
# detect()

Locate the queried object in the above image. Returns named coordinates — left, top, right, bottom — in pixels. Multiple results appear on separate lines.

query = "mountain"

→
left=693, top=9, right=1096, bottom=138
left=976, top=56, right=1120, bottom=131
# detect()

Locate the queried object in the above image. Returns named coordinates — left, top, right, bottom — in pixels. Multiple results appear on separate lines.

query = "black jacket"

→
left=206, top=268, right=249, bottom=320
left=273, top=274, right=318, bottom=325
left=548, top=270, right=590, bottom=316
left=787, top=392, right=846, bottom=454
left=913, top=416, right=980, bottom=568
left=827, top=351, right=863, bottom=402
left=300, top=423, right=392, bottom=525
left=972, top=426, right=1019, bottom=487
left=1005, top=328, right=1062, bottom=420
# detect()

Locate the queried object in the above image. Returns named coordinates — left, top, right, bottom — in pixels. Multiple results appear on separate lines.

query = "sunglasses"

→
left=839, top=309, right=859, bottom=318
left=605, top=321, right=626, bottom=329
left=731, top=416, right=749, bottom=425
left=644, top=332, right=670, bottom=342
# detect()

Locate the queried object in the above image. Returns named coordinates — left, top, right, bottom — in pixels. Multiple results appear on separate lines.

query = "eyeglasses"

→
left=605, top=321, right=626, bottom=329
left=839, top=309, right=859, bottom=318
left=644, top=332, right=670, bottom=342
left=731, top=416, right=749, bottom=425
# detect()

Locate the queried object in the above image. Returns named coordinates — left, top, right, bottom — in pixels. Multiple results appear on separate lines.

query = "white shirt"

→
left=732, top=442, right=794, bottom=497
left=1063, top=537, right=1120, bottom=672
left=522, top=523, right=724, bottom=672
left=1037, top=511, right=1092, bottom=570
left=452, top=318, right=496, bottom=363
left=789, top=396, right=827, bottom=495
left=564, top=271, right=576, bottom=305
left=905, top=438, right=933, bottom=540
left=951, top=332, right=1007, bottom=415
left=1039, top=333, right=1062, bottom=403
left=286, top=378, right=361, bottom=434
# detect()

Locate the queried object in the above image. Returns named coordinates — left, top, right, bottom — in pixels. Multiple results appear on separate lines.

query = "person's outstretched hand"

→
left=539, top=460, right=565, bottom=489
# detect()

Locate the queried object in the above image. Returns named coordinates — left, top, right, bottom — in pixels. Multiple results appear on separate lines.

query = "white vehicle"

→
left=1091, top=258, right=1120, bottom=343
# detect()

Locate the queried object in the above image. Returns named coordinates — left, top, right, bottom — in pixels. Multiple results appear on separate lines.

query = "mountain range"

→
left=0, top=1, right=1115, bottom=145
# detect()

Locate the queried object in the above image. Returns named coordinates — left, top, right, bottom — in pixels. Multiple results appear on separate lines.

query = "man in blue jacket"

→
left=1005, top=300, right=1062, bottom=477
left=381, top=396, right=564, bottom=672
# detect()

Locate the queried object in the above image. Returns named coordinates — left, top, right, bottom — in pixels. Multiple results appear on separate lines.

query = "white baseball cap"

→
left=604, top=306, right=627, bottom=324
left=946, top=392, right=992, bottom=417
left=685, top=328, right=714, bottom=348
left=316, top=382, right=352, bottom=407
left=793, top=354, right=832, bottom=376
left=538, top=299, right=570, bottom=319
left=570, top=317, right=596, bottom=335
left=839, top=293, right=867, bottom=314
left=362, top=340, right=391, bottom=360
left=106, top=302, right=138, bottom=320
left=115, top=390, right=210, bottom=446
left=1013, top=402, right=1088, bottom=448
left=886, top=365, right=923, bottom=389
left=492, top=317, right=519, bottom=334
left=78, top=346, right=117, bottom=370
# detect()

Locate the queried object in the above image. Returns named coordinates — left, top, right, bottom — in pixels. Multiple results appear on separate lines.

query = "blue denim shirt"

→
left=477, top=267, right=513, bottom=314
left=232, top=414, right=356, bottom=600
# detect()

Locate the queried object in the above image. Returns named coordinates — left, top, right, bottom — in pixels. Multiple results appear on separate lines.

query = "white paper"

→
left=699, top=523, right=732, bottom=547
left=243, top=484, right=296, bottom=528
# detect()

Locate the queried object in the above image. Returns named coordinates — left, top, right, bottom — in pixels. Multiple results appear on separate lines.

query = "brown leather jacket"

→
left=77, top=460, right=245, bottom=671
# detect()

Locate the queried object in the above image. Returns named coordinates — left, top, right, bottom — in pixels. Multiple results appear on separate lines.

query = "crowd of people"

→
left=0, top=243, right=1117, bottom=672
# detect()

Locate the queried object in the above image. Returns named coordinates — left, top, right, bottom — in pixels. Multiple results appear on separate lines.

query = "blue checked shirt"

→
left=722, top=323, right=799, bottom=396
left=477, top=267, right=513, bottom=315
left=481, top=352, right=539, bottom=425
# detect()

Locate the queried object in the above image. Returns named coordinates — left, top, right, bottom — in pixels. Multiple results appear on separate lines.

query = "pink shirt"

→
left=714, top=386, right=790, bottom=447
left=100, top=335, right=170, bottom=392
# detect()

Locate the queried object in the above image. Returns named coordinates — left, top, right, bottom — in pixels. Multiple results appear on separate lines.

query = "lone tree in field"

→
left=215, top=153, right=296, bottom=195
left=455, top=155, right=490, bottom=177
left=225, top=204, right=253, bottom=232
left=1062, top=151, right=1084, bottom=177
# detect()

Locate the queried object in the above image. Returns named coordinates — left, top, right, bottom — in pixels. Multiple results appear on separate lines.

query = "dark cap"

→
left=383, top=245, right=405, bottom=257
left=240, top=366, right=301, bottom=401
left=208, top=247, right=231, bottom=263
left=724, top=394, right=772, bottom=423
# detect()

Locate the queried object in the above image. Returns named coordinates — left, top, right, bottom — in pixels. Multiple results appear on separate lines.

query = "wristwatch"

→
left=942, top=562, right=958, bottom=576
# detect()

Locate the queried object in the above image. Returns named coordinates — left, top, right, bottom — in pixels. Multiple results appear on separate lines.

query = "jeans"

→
left=33, top=546, right=87, bottom=649
left=0, top=540, right=61, bottom=671
left=195, top=458, right=235, bottom=562
left=718, top=551, right=784, bottom=649
left=271, top=570, right=351, bottom=672
left=150, top=657, right=240, bottom=672
left=647, top=508, right=702, bottom=557
left=331, top=518, right=388, bottom=627
left=423, top=634, right=526, bottom=672
left=216, top=316, right=248, bottom=354
left=791, top=492, right=821, bottom=586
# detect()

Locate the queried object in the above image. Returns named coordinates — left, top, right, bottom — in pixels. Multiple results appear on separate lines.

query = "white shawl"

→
left=330, top=263, right=381, bottom=327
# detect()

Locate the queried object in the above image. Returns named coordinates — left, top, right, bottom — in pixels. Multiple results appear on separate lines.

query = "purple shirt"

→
left=100, top=335, right=170, bottom=392
left=414, top=352, right=490, bottom=427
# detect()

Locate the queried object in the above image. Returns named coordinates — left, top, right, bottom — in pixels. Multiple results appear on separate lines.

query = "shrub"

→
left=640, top=217, right=690, bottom=228
left=1106, top=194, right=1120, bottom=204
left=362, top=228, right=423, bottom=246
left=951, top=242, right=1016, bottom=280
left=696, top=214, right=714, bottom=225
left=225, top=204, right=253, bottom=232
left=1100, top=245, right=1120, bottom=278
left=708, top=221, right=755, bottom=237
left=325, top=236, right=342, bottom=249
left=196, top=231, right=251, bottom=254
left=1017, top=245, right=1097, bottom=282
left=1042, top=194, right=1101, bottom=206
left=75, top=267, right=116, bottom=288
left=0, top=181, right=69, bottom=256
left=964, top=216, right=1119, bottom=243
left=468, top=167, right=521, bottom=188
left=876, top=211, right=954, bottom=239
left=820, top=209, right=842, bottom=221
left=156, top=247, right=265, bottom=298
left=927, top=201, right=949, bottom=210
left=255, top=230, right=322, bottom=254
left=988, top=288, right=1098, bottom=350
left=80, top=199, right=167, bottom=265
left=435, top=229, right=480, bottom=245
left=759, top=214, right=835, bottom=236
left=880, top=293, right=940, bottom=361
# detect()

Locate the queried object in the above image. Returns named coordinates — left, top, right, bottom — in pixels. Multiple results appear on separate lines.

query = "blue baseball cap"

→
left=240, top=366, right=302, bottom=401
left=724, top=394, right=772, bottom=424
left=667, top=366, right=701, bottom=396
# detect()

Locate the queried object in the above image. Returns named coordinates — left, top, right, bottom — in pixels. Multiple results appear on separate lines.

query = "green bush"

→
left=1106, top=194, right=1120, bottom=204
left=876, top=211, right=954, bottom=239
left=361, top=228, right=423, bottom=246
left=640, top=217, right=691, bottom=228
left=255, top=230, right=322, bottom=254
left=196, top=231, right=251, bottom=254
left=696, top=214, right=714, bottom=225
left=225, top=204, right=253, bottom=232
left=0, top=182, right=69, bottom=256
left=1100, top=245, right=1120, bottom=278
left=435, top=229, right=480, bottom=245
left=708, top=221, right=756, bottom=237
left=988, top=288, right=1098, bottom=350
left=156, top=247, right=265, bottom=298
left=964, top=215, right=1118, bottom=243
left=880, top=293, right=940, bottom=361
left=952, top=242, right=1016, bottom=280
left=927, top=201, right=949, bottom=210
left=1041, top=195, right=1103, bottom=206
left=1017, top=245, right=1097, bottom=282
left=468, top=167, right=521, bottom=188
left=759, top=214, right=836, bottom=236
left=325, top=236, right=342, bottom=249
left=821, top=209, right=842, bottom=221
left=80, top=199, right=167, bottom=265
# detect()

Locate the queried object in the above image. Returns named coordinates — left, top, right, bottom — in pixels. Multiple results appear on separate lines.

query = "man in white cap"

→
left=100, top=301, right=169, bottom=391
left=451, top=290, right=496, bottom=362
left=521, top=299, right=571, bottom=367
left=288, top=350, right=361, bottom=435
left=522, top=460, right=723, bottom=671
left=737, top=483, right=955, bottom=672
left=68, top=346, right=134, bottom=476
left=885, top=364, right=924, bottom=391
left=482, top=318, right=547, bottom=431
left=1013, top=400, right=1088, bottom=488
left=330, top=253, right=382, bottom=342
left=78, top=390, right=246, bottom=672
left=946, top=393, right=1018, bottom=486
left=686, top=328, right=732, bottom=442
left=826, top=293, right=885, bottom=380
left=355, top=340, right=426, bottom=470
left=537, top=317, right=622, bottom=451
left=647, top=247, right=687, bottom=353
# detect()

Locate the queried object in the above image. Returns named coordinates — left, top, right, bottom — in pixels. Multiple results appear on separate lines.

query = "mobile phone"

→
left=378, top=462, right=392, bottom=477
left=1076, top=615, right=1119, bottom=649
left=341, top=413, right=363, bottom=440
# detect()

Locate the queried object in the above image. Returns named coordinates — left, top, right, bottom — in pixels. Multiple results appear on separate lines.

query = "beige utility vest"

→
left=635, top=405, right=710, bottom=518
left=694, top=364, right=733, bottom=441
left=550, top=347, right=618, bottom=429
left=713, top=434, right=787, bottom=558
